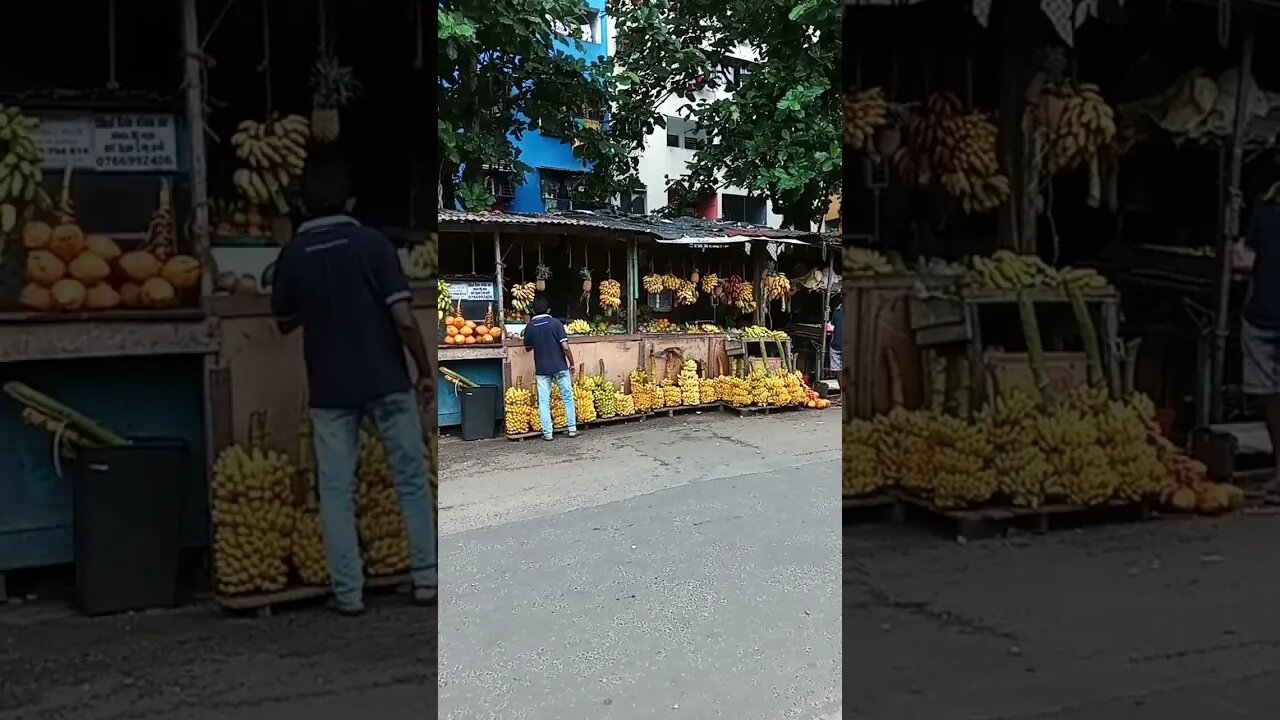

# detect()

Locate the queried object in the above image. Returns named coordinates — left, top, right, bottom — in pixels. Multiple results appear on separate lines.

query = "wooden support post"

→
left=180, top=0, right=212, bottom=295
left=627, top=238, right=638, bottom=334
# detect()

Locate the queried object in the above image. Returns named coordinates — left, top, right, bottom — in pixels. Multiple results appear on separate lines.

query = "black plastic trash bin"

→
left=459, top=385, right=499, bottom=441
left=73, top=438, right=189, bottom=616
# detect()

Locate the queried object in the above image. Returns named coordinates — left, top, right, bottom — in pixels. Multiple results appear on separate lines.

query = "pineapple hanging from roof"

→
left=309, top=54, right=362, bottom=143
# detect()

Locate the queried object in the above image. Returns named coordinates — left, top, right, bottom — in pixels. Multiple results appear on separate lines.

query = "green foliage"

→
left=457, top=183, right=497, bottom=212
left=608, top=0, right=841, bottom=228
left=437, top=0, right=625, bottom=206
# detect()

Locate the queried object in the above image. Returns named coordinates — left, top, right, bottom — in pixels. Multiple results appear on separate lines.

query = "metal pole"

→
left=493, top=230, right=505, bottom=329
left=1211, top=17, right=1254, bottom=423
left=180, top=0, right=212, bottom=296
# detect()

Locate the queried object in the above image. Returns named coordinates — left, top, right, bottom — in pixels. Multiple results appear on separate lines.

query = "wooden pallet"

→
left=842, top=493, right=901, bottom=523
left=655, top=402, right=724, bottom=418
left=724, top=403, right=800, bottom=418
left=217, top=574, right=411, bottom=617
left=583, top=411, right=652, bottom=428
left=896, top=494, right=1152, bottom=540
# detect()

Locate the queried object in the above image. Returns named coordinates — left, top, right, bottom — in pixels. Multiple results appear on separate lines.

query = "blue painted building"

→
left=504, top=0, right=609, bottom=213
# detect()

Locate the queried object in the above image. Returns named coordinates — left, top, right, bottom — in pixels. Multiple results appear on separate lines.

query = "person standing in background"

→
left=270, top=156, right=438, bottom=614
left=524, top=296, right=578, bottom=440
left=826, top=295, right=843, bottom=373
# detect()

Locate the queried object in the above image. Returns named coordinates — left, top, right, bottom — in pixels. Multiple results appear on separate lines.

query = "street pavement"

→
left=438, top=408, right=843, bottom=719
left=0, top=597, right=435, bottom=720
left=847, top=511, right=1280, bottom=719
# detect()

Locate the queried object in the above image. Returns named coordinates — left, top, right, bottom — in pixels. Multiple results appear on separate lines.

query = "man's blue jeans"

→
left=310, top=390, right=437, bottom=608
left=536, top=370, right=577, bottom=438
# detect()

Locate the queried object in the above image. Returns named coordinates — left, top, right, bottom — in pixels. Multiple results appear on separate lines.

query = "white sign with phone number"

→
left=30, top=114, right=178, bottom=172
left=447, top=281, right=497, bottom=301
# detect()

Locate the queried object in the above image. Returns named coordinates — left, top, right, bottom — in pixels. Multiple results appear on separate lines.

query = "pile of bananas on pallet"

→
left=845, top=87, right=889, bottom=151
left=842, top=386, right=1245, bottom=515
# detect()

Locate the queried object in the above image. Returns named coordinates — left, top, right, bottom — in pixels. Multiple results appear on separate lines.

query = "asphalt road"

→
left=846, top=512, right=1280, bottom=719
left=439, top=410, right=843, bottom=719
left=0, top=598, right=436, bottom=720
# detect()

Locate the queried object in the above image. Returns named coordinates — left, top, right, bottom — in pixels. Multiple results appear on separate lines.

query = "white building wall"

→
left=610, top=30, right=782, bottom=227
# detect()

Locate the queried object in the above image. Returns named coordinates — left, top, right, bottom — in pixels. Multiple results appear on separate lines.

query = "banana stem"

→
left=440, top=366, right=479, bottom=388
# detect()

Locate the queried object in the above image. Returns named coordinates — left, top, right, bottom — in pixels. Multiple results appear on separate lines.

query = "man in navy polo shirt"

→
left=524, top=296, right=578, bottom=440
left=270, top=157, right=438, bottom=614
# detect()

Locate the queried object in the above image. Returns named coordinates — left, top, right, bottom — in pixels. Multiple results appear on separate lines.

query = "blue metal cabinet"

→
left=437, top=359, right=505, bottom=428
left=0, top=355, right=208, bottom=572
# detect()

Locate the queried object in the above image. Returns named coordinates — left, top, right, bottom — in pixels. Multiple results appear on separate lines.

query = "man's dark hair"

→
left=533, top=296, right=550, bottom=315
left=300, top=149, right=352, bottom=218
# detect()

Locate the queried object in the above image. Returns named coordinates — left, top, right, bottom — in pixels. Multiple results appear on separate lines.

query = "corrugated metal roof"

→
left=438, top=208, right=823, bottom=243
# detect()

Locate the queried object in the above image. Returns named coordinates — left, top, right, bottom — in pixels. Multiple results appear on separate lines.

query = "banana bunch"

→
left=212, top=441, right=297, bottom=595
left=762, top=272, right=791, bottom=301
left=614, top=391, right=635, bottom=416
left=960, top=251, right=1059, bottom=292
left=290, top=415, right=329, bottom=586
left=629, top=369, right=655, bottom=412
left=0, top=105, right=52, bottom=238
left=598, top=279, right=622, bottom=312
left=1057, top=267, right=1109, bottom=294
left=572, top=376, right=597, bottom=422
left=660, top=379, right=682, bottom=407
left=981, top=389, right=1053, bottom=507
left=742, top=325, right=788, bottom=341
left=845, top=87, right=889, bottom=151
left=504, top=384, right=532, bottom=434
left=699, top=375, right=720, bottom=403
left=716, top=375, right=752, bottom=407
left=510, top=281, right=536, bottom=314
left=1035, top=84, right=1117, bottom=174
left=405, top=242, right=436, bottom=279
left=437, top=280, right=451, bottom=320
left=719, top=275, right=757, bottom=313
left=590, top=374, right=617, bottom=418
left=844, top=418, right=885, bottom=497
left=549, top=384, right=569, bottom=429
left=700, top=273, right=720, bottom=294
left=893, top=92, right=965, bottom=186
left=940, top=112, right=1011, bottom=214
left=785, top=370, right=809, bottom=405
left=566, top=318, right=591, bottom=335
left=642, top=273, right=666, bottom=294
left=662, top=274, right=683, bottom=291
left=844, top=247, right=895, bottom=276
left=678, top=360, right=701, bottom=405
left=356, top=431, right=411, bottom=577
left=231, top=114, right=310, bottom=213
left=674, top=279, right=698, bottom=306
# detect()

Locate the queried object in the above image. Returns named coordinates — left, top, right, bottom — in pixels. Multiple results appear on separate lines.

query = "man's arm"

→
left=369, top=233, right=433, bottom=394
left=523, top=324, right=534, bottom=350
left=557, top=320, right=575, bottom=369
left=270, top=245, right=301, bottom=335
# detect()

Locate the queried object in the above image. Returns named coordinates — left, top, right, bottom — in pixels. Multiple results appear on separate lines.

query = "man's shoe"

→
left=412, top=586, right=438, bottom=606
left=567, top=430, right=578, bottom=438
left=328, top=598, right=367, bottom=617
left=543, top=434, right=554, bottom=441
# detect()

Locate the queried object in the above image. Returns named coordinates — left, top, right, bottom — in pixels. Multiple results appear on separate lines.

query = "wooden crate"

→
left=846, top=276, right=951, bottom=419
left=987, top=351, right=1089, bottom=399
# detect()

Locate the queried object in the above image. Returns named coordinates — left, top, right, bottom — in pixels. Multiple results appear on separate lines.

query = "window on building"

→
left=683, top=136, right=702, bottom=151
left=620, top=187, right=647, bottom=215
left=541, top=170, right=601, bottom=211
left=721, top=193, right=767, bottom=224
left=482, top=170, right=515, bottom=200
left=666, top=133, right=680, bottom=147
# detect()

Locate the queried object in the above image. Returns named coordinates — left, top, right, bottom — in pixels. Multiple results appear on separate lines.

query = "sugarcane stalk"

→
left=954, top=355, right=972, bottom=420
left=1123, top=337, right=1143, bottom=400
left=1066, top=286, right=1104, bottom=392
left=929, top=353, right=947, bottom=414
left=3, top=381, right=130, bottom=446
left=440, top=366, right=479, bottom=388
left=1017, top=291, right=1058, bottom=412
left=21, top=408, right=99, bottom=448
left=885, top=347, right=905, bottom=408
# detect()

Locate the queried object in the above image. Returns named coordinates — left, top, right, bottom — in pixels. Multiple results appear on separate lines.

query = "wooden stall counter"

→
left=504, top=333, right=731, bottom=390
left=209, top=289, right=437, bottom=456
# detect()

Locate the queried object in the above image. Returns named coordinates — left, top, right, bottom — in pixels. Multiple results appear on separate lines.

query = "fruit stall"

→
left=438, top=210, right=836, bottom=438
left=0, top=0, right=435, bottom=605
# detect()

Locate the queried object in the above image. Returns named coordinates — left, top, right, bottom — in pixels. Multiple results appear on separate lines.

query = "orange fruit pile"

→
left=443, top=314, right=503, bottom=345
